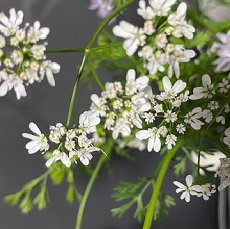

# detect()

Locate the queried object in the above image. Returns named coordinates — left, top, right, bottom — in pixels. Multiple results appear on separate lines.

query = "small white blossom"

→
left=125, top=69, right=149, bottom=95
left=215, top=158, right=230, bottom=190
left=113, top=21, right=146, bottom=56
left=0, top=8, right=23, bottom=36
left=168, top=2, right=195, bottom=39
left=190, top=74, right=215, bottom=100
left=168, top=45, right=196, bottom=78
left=165, top=134, right=177, bottom=149
left=22, top=122, right=49, bottom=154
left=39, top=60, right=60, bottom=87
left=223, top=127, right=230, bottom=148
left=176, top=123, right=186, bottom=134
left=184, top=107, right=204, bottom=130
left=112, top=118, right=131, bottom=139
left=136, top=127, right=161, bottom=152
left=46, top=149, right=71, bottom=168
left=173, top=175, right=202, bottom=202
left=78, top=110, right=100, bottom=134
left=27, top=21, right=50, bottom=43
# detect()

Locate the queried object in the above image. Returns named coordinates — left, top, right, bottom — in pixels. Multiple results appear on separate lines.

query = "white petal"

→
left=29, top=122, right=41, bottom=135
left=185, top=175, right=193, bottom=187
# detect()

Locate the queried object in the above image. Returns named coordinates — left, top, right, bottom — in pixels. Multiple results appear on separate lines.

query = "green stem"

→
left=86, top=0, right=135, bottom=49
left=187, top=7, right=218, bottom=34
left=65, top=0, right=135, bottom=128
left=142, top=138, right=184, bottom=229
left=75, top=154, right=107, bottom=229
left=88, top=54, right=105, bottom=91
left=45, top=49, right=85, bottom=54
left=66, top=54, right=87, bottom=128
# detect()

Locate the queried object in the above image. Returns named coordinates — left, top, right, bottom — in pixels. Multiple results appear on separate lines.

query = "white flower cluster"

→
left=91, top=69, right=192, bottom=152
left=173, top=175, right=216, bottom=202
left=136, top=75, right=189, bottom=152
left=215, top=157, right=230, bottom=190
left=113, top=0, right=195, bottom=78
left=90, top=69, right=151, bottom=141
left=22, top=111, right=102, bottom=167
left=189, top=74, right=230, bottom=144
left=0, top=8, right=60, bottom=99
left=212, top=30, right=230, bottom=77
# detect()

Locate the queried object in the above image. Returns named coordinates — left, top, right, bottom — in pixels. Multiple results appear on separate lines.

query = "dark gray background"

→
left=0, top=0, right=218, bottom=228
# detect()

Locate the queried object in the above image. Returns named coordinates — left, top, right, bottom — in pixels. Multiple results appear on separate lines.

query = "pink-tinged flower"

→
left=173, top=175, right=202, bottom=202
left=89, top=0, right=113, bottom=19
left=22, top=122, right=49, bottom=154
left=212, top=31, right=230, bottom=76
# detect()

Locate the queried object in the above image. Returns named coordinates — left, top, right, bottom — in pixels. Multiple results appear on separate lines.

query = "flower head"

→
left=22, top=122, right=49, bottom=154
left=173, top=175, right=202, bottom=202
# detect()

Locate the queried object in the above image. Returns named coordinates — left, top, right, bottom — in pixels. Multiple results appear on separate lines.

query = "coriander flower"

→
left=78, top=110, right=100, bottom=134
left=168, top=45, right=196, bottom=78
left=212, top=30, right=230, bottom=76
left=184, top=107, right=204, bottom=130
left=138, top=0, right=176, bottom=19
left=215, top=158, right=230, bottom=190
left=0, top=8, right=61, bottom=99
left=223, top=127, right=230, bottom=148
left=125, top=69, right=149, bottom=95
left=70, top=147, right=101, bottom=165
left=190, top=74, right=215, bottom=100
left=27, top=21, right=50, bottom=43
left=168, top=2, right=195, bottom=39
left=113, top=21, right=146, bottom=56
left=89, top=0, right=113, bottom=19
left=22, top=122, right=49, bottom=154
left=0, top=8, right=23, bottom=36
left=157, top=76, right=186, bottom=102
left=45, top=149, right=71, bottom=168
left=136, top=127, right=161, bottom=152
left=173, top=175, right=202, bottom=202
left=39, top=60, right=61, bottom=87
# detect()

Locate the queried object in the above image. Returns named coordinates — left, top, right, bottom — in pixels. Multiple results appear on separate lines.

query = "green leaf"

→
left=173, top=157, right=187, bottom=176
left=111, top=200, right=135, bottom=218
left=189, top=32, right=211, bottom=48
left=66, top=185, right=74, bottom=204
left=50, top=164, right=67, bottom=185
left=4, top=192, right=22, bottom=206
left=19, top=193, right=33, bottom=214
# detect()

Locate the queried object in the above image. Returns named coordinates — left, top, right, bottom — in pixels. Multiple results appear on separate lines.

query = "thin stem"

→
left=88, top=54, right=105, bottom=91
left=65, top=0, right=135, bottom=128
left=45, top=49, right=85, bottom=54
left=90, top=42, right=123, bottom=53
left=187, top=7, right=218, bottom=34
left=142, top=138, right=184, bottom=229
left=86, top=0, right=135, bottom=49
left=65, top=54, right=87, bottom=128
left=75, top=154, right=107, bottom=229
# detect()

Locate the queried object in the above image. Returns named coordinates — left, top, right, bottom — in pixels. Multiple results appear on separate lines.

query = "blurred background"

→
left=0, top=0, right=223, bottom=228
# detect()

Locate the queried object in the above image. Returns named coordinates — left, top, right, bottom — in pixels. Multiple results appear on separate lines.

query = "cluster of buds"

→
left=0, top=8, right=60, bottom=99
left=215, top=158, right=230, bottom=190
left=22, top=111, right=103, bottom=167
